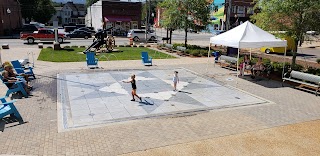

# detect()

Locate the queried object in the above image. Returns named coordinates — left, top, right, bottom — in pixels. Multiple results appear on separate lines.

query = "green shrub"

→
left=173, top=43, right=184, bottom=49
left=191, top=51, right=200, bottom=57
left=47, top=46, right=53, bottom=49
left=64, top=46, right=70, bottom=49
left=317, top=58, right=320, bottom=64
left=306, top=67, right=320, bottom=76
left=71, top=45, right=78, bottom=48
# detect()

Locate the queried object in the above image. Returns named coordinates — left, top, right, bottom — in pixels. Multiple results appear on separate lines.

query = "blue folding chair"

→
left=11, top=60, right=36, bottom=79
left=141, top=52, right=152, bottom=66
left=0, top=75, right=28, bottom=98
left=0, top=97, right=24, bottom=125
left=86, top=52, right=98, bottom=68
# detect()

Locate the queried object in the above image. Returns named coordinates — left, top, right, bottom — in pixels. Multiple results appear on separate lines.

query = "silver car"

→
left=127, top=29, right=156, bottom=41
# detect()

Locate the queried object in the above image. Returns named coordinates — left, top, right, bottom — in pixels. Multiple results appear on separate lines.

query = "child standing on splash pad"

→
left=123, top=74, right=142, bottom=102
left=173, top=71, right=179, bottom=91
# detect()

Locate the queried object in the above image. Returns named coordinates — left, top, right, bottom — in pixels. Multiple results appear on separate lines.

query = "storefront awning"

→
left=104, top=16, right=132, bottom=22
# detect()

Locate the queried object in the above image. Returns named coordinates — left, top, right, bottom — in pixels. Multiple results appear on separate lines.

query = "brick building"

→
left=86, top=0, right=142, bottom=36
left=0, top=0, right=22, bottom=36
left=225, top=0, right=255, bottom=27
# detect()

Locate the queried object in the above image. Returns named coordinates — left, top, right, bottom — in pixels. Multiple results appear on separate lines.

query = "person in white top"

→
left=172, top=71, right=179, bottom=91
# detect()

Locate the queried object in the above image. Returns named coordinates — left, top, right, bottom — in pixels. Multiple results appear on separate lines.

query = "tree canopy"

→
left=20, top=0, right=55, bottom=23
left=86, top=0, right=99, bottom=7
left=159, top=0, right=210, bottom=47
left=251, top=0, right=320, bottom=65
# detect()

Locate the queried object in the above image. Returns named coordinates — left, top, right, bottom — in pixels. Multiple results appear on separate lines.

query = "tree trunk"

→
left=184, top=27, right=188, bottom=47
left=291, top=39, right=299, bottom=67
left=166, top=28, right=169, bottom=44
left=169, top=29, right=172, bottom=44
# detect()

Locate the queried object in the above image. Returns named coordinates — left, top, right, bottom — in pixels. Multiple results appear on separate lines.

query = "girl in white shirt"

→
left=172, top=71, right=179, bottom=91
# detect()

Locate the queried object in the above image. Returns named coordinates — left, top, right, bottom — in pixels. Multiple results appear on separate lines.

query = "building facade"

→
left=86, top=0, right=142, bottom=35
left=50, top=2, right=86, bottom=26
left=0, top=0, right=22, bottom=36
left=225, top=0, right=255, bottom=27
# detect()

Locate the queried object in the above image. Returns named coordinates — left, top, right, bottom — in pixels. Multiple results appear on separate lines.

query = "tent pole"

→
left=250, top=48, right=252, bottom=60
left=282, top=47, right=287, bottom=79
left=206, top=43, right=211, bottom=73
left=236, top=47, right=240, bottom=84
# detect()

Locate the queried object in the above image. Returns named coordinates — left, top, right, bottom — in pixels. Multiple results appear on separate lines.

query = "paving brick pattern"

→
left=0, top=48, right=320, bottom=155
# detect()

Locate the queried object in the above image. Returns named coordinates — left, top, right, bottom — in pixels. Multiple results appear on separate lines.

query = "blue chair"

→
left=0, top=75, right=28, bottom=98
left=141, top=52, right=152, bottom=66
left=86, top=52, right=98, bottom=68
left=11, top=60, right=36, bottom=79
left=0, top=97, right=24, bottom=125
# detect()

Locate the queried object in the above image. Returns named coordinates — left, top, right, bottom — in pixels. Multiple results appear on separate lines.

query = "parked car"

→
left=64, top=26, right=77, bottom=33
left=20, top=24, right=42, bottom=33
left=20, top=28, right=66, bottom=44
left=212, top=30, right=226, bottom=36
left=188, top=29, right=198, bottom=33
left=75, top=27, right=96, bottom=34
left=66, top=30, right=92, bottom=39
left=306, top=31, right=319, bottom=36
left=127, top=29, right=156, bottom=41
left=260, top=36, right=296, bottom=54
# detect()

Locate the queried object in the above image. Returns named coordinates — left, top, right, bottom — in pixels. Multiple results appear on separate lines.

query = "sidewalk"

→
left=0, top=47, right=319, bottom=155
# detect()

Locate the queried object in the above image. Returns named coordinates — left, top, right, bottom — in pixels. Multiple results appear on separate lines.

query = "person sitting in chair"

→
left=2, top=65, right=32, bottom=94
left=251, top=58, right=265, bottom=78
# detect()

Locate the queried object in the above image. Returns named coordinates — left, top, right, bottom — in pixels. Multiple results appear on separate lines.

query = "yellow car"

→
left=260, top=36, right=296, bottom=54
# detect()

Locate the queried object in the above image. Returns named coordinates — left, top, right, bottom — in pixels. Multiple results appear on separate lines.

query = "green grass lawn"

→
left=37, top=47, right=175, bottom=62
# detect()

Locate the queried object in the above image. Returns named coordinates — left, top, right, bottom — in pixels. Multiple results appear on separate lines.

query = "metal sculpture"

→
left=83, top=27, right=114, bottom=54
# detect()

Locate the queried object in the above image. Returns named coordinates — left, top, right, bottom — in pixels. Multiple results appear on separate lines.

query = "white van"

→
left=127, top=29, right=156, bottom=41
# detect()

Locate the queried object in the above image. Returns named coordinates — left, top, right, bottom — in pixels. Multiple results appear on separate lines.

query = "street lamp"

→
left=7, top=8, right=12, bottom=38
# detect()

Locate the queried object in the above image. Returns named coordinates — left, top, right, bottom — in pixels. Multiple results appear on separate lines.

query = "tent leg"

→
left=206, top=43, right=211, bottom=73
left=282, top=47, right=287, bottom=79
left=236, top=47, right=240, bottom=84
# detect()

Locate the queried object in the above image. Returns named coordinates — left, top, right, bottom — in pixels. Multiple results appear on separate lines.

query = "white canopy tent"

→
left=208, top=21, right=287, bottom=79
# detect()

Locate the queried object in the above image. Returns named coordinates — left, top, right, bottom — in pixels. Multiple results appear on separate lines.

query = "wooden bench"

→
left=282, top=70, right=320, bottom=96
left=218, top=55, right=238, bottom=70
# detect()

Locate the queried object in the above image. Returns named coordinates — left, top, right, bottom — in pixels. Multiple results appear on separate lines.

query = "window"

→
left=232, top=6, right=237, bottom=13
left=237, top=6, right=244, bottom=14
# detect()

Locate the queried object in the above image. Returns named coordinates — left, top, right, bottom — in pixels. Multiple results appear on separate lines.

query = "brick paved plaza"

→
left=0, top=47, right=320, bottom=155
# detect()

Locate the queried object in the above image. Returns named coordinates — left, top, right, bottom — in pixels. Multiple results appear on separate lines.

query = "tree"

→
left=20, top=0, right=55, bottom=23
left=160, top=0, right=210, bottom=47
left=33, top=0, right=55, bottom=24
left=86, top=0, right=99, bottom=7
left=20, top=0, right=37, bottom=23
left=251, top=0, right=320, bottom=66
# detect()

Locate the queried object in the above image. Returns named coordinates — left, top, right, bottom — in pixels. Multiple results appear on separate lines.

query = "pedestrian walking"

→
left=123, top=74, right=142, bottom=101
left=173, top=71, right=179, bottom=91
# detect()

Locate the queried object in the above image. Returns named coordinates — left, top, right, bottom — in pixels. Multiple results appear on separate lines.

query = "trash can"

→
left=213, top=51, right=220, bottom=62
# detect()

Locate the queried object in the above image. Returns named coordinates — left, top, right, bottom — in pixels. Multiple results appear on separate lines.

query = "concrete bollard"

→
left=2, top=44, right=9, bottom=49
left=38, top=43, right=44, bottom=49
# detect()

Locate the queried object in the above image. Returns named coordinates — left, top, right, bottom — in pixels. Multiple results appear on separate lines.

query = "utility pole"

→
left=226, top=0, right=232, bottom=30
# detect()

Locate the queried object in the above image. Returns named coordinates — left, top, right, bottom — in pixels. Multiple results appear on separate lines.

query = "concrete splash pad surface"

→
left=57, top=69, right=271, bottom=131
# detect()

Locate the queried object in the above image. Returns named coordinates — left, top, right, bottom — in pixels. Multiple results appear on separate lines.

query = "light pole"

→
left=7, top=8, right=12, bottom=38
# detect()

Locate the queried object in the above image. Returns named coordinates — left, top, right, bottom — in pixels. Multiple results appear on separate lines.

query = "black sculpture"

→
left=83, top=27, right=114, bottom=54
